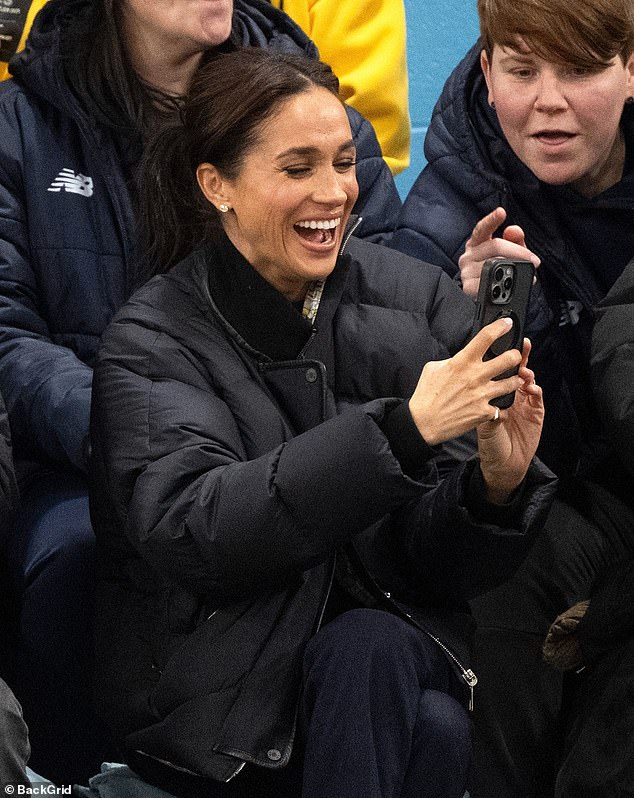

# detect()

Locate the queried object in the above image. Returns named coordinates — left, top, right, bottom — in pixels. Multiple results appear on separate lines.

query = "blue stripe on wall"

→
left=394, top=125, right=426, bottom=199
left=395, top=0, right=480, bottom=199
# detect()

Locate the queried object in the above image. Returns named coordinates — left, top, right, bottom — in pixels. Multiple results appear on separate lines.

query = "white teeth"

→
left=296, top=217, right=341, bottom=230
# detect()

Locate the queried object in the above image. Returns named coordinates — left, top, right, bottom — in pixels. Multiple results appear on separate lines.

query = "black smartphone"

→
left=475, top=257, right=535, bottom=409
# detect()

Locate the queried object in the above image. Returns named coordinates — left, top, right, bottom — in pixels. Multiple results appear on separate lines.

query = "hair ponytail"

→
left=135, top=124, right=221, bottom=286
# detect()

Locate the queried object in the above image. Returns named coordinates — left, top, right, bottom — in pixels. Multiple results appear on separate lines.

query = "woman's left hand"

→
left=476, top=339, right=544, bottom=504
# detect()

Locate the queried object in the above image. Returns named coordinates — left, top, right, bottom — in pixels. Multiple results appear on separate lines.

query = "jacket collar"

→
left=200, top=232, right=352, bottom=363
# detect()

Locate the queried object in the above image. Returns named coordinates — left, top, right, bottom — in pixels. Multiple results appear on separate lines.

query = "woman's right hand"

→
left=409, top=317, right=523, bottom=446
left=458, top=207, right=540, bottom=298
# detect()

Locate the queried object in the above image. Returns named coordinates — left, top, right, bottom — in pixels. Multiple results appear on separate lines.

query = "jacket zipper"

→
left=417, top=622, right=478, bottom=710
left=345, top=545, right=479, bottom=710
left=339, top=216, right=363, bottom=255
left=386, top=600, right=478, bottom=710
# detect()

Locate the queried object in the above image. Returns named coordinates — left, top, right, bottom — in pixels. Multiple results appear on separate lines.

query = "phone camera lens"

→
left=503, top=277, right=513, bottom=291
left=492, top=285, right=501, bottom=300
left=494, top=267, right=505, bottom=282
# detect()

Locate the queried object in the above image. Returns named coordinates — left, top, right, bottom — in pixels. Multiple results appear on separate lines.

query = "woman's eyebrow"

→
left=276, top=139, right=356, bottom=160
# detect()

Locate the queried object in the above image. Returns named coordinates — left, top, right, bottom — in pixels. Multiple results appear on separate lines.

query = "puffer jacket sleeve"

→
left=389, top=43, right=501, bottom=274
left=0, top=89, right=92, bottom=472
left=345, top=105, right=402, bottom=243
left=591, top=256, right=634, bottom=479
left=389, top=457, right=556, bottom=602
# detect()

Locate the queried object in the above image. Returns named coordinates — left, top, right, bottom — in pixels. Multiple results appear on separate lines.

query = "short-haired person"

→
left=89, top=47, right=555, bottom=798
left=389, top=0, right=634, bottom=795
left=0, top=0, right=400, bottom=783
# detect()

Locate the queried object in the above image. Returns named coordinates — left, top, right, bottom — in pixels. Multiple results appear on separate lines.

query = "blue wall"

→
left=394, top=0, right=480, bottom=198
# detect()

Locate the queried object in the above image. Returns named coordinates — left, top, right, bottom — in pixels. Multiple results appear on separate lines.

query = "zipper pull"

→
left=463, top=668, right=478, bottom=711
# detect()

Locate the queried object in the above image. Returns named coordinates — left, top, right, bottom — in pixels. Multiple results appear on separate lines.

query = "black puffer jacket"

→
left=90, top=234, right=556, bottom=788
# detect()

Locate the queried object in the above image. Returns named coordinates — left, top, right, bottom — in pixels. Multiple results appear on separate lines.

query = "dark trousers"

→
left=135, top=608, right=472, bottom=798
left=468, top=480, right=634, bottom=798
left=2, top=469, right=113, bottom=785
left=299, top=608, right=472, bottom=798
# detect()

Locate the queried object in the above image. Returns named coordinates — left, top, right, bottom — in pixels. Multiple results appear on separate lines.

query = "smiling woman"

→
left=195, top=87, right=358, bottom=301
left=88, top=46, right=556, bottom=798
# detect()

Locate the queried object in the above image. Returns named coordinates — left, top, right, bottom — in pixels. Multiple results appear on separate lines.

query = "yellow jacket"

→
left=0, top=0, right=48, bottom=81
left=270, top=0, right=410, bottom=174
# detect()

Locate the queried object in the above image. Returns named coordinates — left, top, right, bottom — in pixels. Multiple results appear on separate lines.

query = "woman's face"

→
left=199, top=87, right=359, bottom=302
left=121, top=0, right=233, bottom=56
left=482, top=42, right=634, bottom=196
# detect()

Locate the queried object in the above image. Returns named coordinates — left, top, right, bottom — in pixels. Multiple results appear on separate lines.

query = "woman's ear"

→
left=196, top=163, right=230, bottom=212
left=626, top=52, right=634, bottom=100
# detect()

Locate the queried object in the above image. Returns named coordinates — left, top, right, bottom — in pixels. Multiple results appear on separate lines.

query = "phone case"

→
left=475, top=258, right=534, bottom=409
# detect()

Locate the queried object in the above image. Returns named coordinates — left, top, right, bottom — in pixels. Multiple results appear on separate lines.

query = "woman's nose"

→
left=534, top=72, right=568, bottom=112
left=312, top=169, right=351, bottom=204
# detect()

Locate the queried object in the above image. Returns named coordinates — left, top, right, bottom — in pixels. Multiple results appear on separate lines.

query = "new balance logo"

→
left=48, top=169, right=94, bottom=197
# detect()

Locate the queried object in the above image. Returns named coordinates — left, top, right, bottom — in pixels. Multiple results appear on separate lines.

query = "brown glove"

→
left=542, top=599, right=590, bottom=671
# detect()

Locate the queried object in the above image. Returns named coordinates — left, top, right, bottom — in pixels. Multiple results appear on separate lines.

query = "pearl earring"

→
left=218, top=203, right=230, bottom=213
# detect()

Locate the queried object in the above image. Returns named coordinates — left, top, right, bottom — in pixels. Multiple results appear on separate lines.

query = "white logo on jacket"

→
left=48, top=169, right=94, bottom=197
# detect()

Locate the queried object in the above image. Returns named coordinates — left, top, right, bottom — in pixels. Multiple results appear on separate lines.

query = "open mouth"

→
left=533, top=131, right=576, bottom=145
left=294, top=217, right=341, bottom=246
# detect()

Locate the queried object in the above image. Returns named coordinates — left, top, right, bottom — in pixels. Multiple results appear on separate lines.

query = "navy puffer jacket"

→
left=90, top=234, right=556, bottom=789
left=0, top=0, right=400, bottom=477
left=391, top=42, right=634, bottom=479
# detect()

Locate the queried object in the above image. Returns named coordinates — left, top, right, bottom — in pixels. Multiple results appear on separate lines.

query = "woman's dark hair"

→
left=136, top=48, right=340, bottom=283
left=62, top=0, right=237, bottom=137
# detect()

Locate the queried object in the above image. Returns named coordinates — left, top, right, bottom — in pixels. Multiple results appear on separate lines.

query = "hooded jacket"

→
left=391, top=43, right=634, bottom=480
left=89, top=233, right=556, bottom=790
left=0, top=0, right=401, bottom=479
